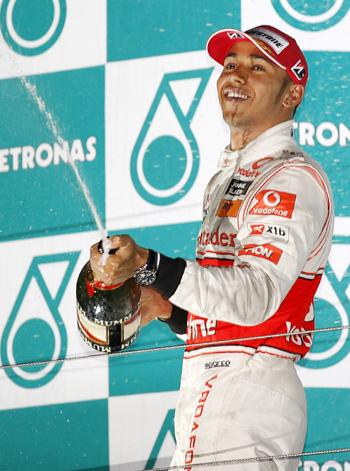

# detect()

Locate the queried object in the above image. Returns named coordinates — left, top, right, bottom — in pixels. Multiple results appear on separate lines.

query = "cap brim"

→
left=206, top=28, right=286, bottom=71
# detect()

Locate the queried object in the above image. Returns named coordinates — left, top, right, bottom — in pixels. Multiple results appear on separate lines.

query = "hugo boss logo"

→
left=0, top=0, right=67, bottom=56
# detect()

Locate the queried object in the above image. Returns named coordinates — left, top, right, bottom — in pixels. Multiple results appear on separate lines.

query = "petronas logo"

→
left=0, top=0, right=67, bottom=56
left=1, top=252, right=79, bottom=388
left=145, top=409, right=176, bottom=469
left=299, top=236, right=350, bottom=369
left=271, top=0, right=350, bottom=32
left=130, top=68, right=213, bottom=206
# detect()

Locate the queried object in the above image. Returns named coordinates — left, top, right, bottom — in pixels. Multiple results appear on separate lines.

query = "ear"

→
left=282, top=84, right=304, bottom=109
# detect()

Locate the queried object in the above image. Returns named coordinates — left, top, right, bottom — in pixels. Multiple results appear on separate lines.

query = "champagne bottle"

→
left=76, top=261, right=141, bottom=353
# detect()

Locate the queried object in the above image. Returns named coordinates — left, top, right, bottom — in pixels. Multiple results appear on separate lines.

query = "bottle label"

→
left=123, top=308, right=141, bottom=340
left=77, top=303, right=108, bottom=345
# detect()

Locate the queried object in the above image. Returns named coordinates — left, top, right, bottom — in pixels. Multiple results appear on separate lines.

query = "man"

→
left=90, top=25, right=334, bottom=470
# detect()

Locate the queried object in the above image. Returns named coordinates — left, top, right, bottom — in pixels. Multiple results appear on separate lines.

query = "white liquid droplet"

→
left=7, top=50, right=107, bottom=243
left=100, top=237, right=112, bottom=266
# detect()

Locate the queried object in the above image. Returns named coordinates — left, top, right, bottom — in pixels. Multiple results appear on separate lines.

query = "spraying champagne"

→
left=76, top=239, right=143, bottom=352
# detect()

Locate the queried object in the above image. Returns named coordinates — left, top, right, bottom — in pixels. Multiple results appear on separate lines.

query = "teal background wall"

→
left=0, top=1, right=349, bottom=470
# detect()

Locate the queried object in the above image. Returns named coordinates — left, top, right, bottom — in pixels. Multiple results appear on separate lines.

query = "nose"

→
left=228, top=65, right=247, bottom=84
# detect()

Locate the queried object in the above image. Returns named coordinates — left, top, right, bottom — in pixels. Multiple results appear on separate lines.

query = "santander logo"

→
left=197, top=228, right=236, bottom=248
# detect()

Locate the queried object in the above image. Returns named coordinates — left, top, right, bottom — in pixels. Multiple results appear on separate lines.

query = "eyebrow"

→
left=251, top=54, right=272, bottom=63
left=225, top=52, right=272, bottom=64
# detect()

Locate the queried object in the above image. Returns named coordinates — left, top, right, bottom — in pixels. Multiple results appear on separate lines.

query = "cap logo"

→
left=227, top=32, right=245, bottom=40
left=248, top=27, right=289, bottom=55
left=254, top=39, right=274, bottom=56
left=291, top=59, right=305, bottom=81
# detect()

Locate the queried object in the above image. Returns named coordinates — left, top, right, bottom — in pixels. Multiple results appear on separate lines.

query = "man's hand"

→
left=90, top=235, right=148, bottom=285
left=140, top=287, right=172, bottom=326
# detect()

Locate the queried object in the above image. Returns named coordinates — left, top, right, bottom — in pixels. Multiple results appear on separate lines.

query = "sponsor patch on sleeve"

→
left=249, top=190, right=296, bottom=219
left=238, top=243, right=283, bottom=265
left=248, top=223, right=289, bottom=241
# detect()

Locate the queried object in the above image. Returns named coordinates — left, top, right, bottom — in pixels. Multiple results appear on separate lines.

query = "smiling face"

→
left=217, top=40, right=303, bottom=142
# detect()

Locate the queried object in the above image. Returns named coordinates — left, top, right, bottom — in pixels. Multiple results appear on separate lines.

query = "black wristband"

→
left=158, top=305, right=188, bottom=335
left=151, top=253, right=187, bottom=298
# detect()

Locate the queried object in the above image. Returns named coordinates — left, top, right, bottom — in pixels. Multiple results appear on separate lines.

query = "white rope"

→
left=143, top=446, right=350, bottom=470
left=0, top=324, right=349, bottom=370
left=2, top=324, right=349, bottom=471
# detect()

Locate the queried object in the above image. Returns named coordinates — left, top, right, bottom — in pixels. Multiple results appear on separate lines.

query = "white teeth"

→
left=224, top=89, right=248, bottom=100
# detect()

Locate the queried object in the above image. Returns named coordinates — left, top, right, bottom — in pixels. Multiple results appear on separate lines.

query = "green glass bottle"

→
left=76, top=261, right=141, bottom=353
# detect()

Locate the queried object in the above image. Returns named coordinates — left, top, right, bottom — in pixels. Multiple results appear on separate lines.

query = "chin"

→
left=223, top=111, right=242, bottom=127
left=222, top=106, right=236, bottom=121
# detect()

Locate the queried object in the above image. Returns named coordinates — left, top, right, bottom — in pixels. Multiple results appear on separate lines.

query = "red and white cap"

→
left=207, top=25, right=308, bottom=87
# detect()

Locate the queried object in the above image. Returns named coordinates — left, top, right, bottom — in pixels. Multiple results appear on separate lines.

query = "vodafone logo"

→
left=285, top=321, right=312, bottom=348
left=262, top=191, right=281, bottom=207
left=249, top=190, right=296, bottom=219
left=238, top=243, right=283, bottom=265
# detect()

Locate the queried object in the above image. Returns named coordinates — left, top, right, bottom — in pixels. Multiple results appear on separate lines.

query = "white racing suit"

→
left=152, top=120, right=334, bottom=470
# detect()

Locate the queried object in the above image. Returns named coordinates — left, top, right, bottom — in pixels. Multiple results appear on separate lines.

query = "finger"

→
left=90, top=241, right=100, bottom=256
left=102, top=237, right=132, bottom=258
left=110, top=234, right=134, bottom=250
left=140, top=286, right=152, bottom=299
left=140, top=312, right=155, bottom=327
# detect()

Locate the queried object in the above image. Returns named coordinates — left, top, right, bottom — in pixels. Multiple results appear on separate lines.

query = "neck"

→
left=229, top=116, right=292, bottom=151
left=229, top=127, right=260, bottom=151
